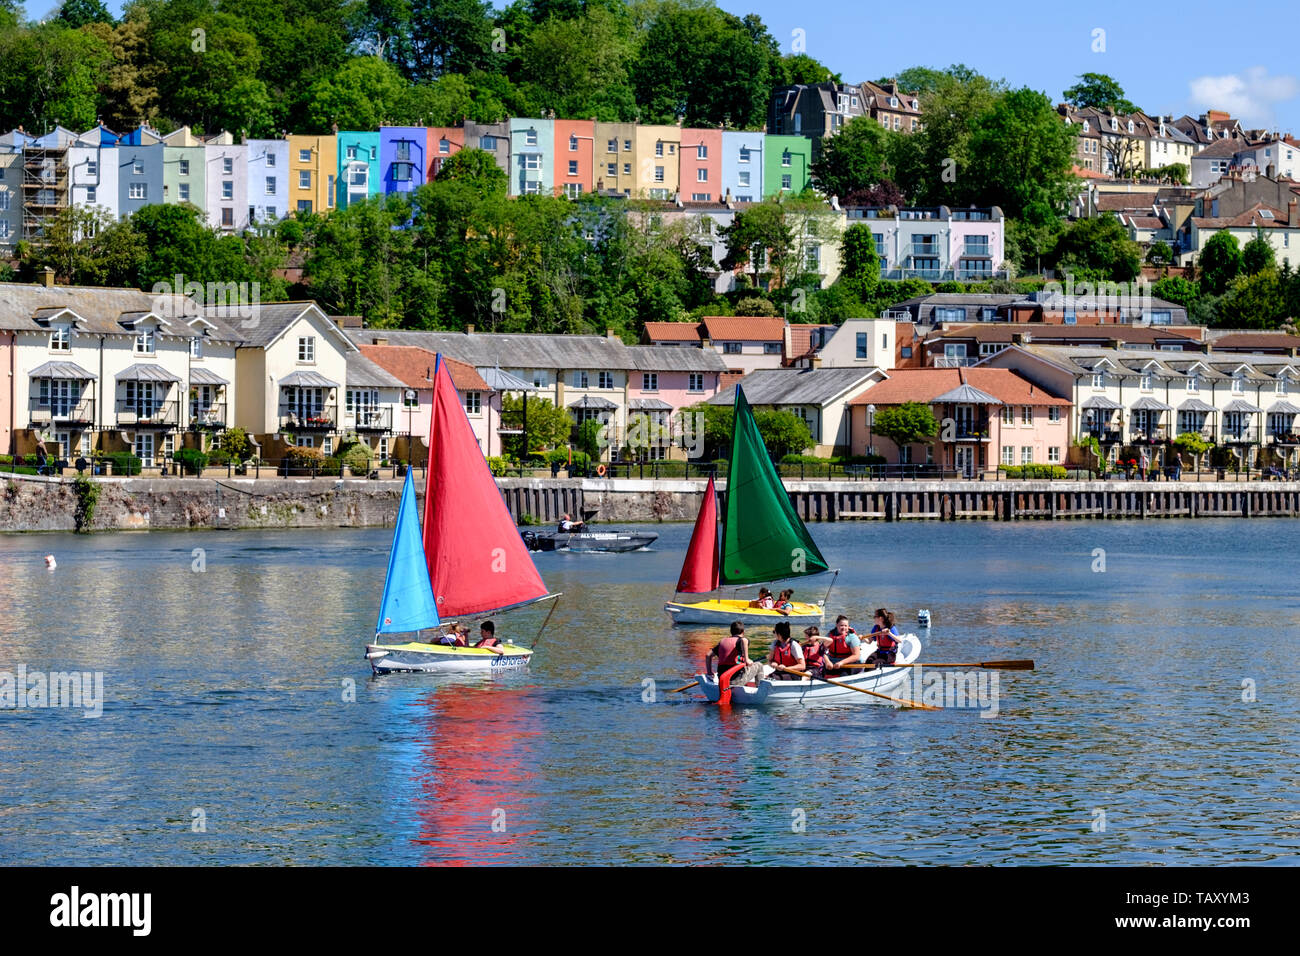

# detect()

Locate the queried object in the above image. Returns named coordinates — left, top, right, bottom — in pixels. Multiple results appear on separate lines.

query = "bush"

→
left=337, top=441, right=373, bottom=475
left=999, top=464, right=1067, bottom=479
left=173, top=448, right=208, bottom=475
left=486, top=456, right=510, bottom=476
left=101, top=451, right=142, bottom=475
left=207, top=448, right=232, bottom=466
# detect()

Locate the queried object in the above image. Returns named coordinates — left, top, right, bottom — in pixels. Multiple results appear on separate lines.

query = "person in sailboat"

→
left=818, top=615, right=862, bottom=673
left=705, top=622, right=763, bottom=685
left=774, top=588, right=795, bottom=616
left=863, top=609, right=901, bottom=669
left=437, top=624, right=463, bottom=646
left=748, top=587, right=776, bottom=610
left=801, top=625, right=827, bottom=677
left=476, top=621, right=501, bottom=648
left=766, top=622, right=805, bottom=679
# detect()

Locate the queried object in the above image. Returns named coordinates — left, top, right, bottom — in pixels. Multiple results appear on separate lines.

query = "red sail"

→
left=422, top=355, right=549, bottom=618
left=676, top=475, right=720, bottom=593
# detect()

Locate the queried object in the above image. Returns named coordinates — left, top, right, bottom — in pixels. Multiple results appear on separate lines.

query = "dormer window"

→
left=134, top=329, right=155, bottom=354
left=298, top=336, right=315, bottom=363
left=1111, top=118, right=1118, bottom=131
left=1187, top=373, right=1199, bottom=393
left=50, top=328, right=70, bottom=351
left=1232, top=373, right=1245, bottom=394
left=911, top=99, right=919, bottom=110
left=1082, top=120, right=1090, bottom=132
left=1277, top=375, right=1290, bottom=394
left=190, top=337, right=203, bottom=358
left=1127, top=120, right=1135, bottom=134
left=1140, top=373, right=1152, bottom=390
left=1091, top=371, right=1105, bottom=388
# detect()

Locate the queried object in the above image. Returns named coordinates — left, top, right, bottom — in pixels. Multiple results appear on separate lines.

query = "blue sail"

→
left=375, top=467, right=441, bottom=635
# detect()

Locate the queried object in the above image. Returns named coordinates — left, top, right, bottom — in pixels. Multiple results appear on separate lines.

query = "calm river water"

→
left=0, top=520, right=1297, bottom=865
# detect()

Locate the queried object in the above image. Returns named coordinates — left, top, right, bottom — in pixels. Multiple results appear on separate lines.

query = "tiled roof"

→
left=701, top=316, right=787, bottom=342
left=345, top=350, right=407, bottom=389
left=1191, top=202, right=1294, bottom=229
left=1096, top=192, right=1156, bottom=211
left=708, top=367, right=877, bottom=407
left=930, top=324, right=1203, bottom=346
left=643, top=321, right=704, bottom=342
left=349, top=329, right=636, bottom=370
left=848, top=368, right=1070, bottom=407
left=1209, top=332, right=1300, bottom=350
left=359, top=344, right=489, bottom=391
left=1195, top=136, right=1248, bottom=159
left=0, top=283, right=245, bottom=341
left=627, top=345, right=727, bottom=372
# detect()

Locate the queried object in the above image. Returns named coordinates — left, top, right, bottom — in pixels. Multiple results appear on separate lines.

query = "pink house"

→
left=427, top=127, right=466, bottom=179
left=679, top=129, right=723, bottom=203
left=359, top=345, right=503, bottom=457
left=627, top=345, right=726, bottom=459
left=848, top=367, right=1071, bottom=477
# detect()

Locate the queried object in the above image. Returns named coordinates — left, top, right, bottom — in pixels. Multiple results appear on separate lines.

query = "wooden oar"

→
left=669, top=680, right=701, bottom=694
left=841, top=659, right=1035, bottom=671
left=771, top=664, right=939, bottom=710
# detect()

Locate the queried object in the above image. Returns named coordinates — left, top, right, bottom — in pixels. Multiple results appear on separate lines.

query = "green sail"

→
left=720, top=386, right=830, bottom=585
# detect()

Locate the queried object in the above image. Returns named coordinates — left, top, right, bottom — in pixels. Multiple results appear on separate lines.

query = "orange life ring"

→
left=596, top=463, right=607, bottom=477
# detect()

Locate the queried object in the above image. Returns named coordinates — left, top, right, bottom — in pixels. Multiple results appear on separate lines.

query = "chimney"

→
left=41, top=267, right=55, bottom=289
left=372, top=336, right=388, bottom=346
left=606, top=328, right=619, bottom=340
left=1290, top=199, right=1297, bottom=225
left=466, top=324, right=475, bottom=334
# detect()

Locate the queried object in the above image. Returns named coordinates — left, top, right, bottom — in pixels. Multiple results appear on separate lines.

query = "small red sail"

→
left=676, top=475, right=720, bottom=593
left=423, top=355, right=549, bottom=618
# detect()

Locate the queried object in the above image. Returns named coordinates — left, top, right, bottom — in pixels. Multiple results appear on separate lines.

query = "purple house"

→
left=379, top=126, right=429, bottom=196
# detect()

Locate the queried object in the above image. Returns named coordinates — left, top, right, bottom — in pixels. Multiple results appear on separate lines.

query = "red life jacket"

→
left=872, top=626, right=898, bottom=651
left=803, top=642, right=825, bottom=666
left=830, top=629, right=857, bottom=657
left=478, top=637, right=500, bottom=648
left=716, top=636, right=742, bottom=672
left=771, top=641, right=800, bottom=667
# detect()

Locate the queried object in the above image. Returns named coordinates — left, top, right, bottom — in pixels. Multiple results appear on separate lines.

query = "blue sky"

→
left=25, top=0, right=1300, bottom=132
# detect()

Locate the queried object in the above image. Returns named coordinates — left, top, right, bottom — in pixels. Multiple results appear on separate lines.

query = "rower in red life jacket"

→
left=475, top=620, right=501, bottom=648
left=819, top=615, right=862, bottom=673
left=864, top=608, right=901, bottom=669
left=801, top=625, right=826, bottom=677
left=766, top=621, right=805, bottom=680
left=706, top=621, right=763, bottom=685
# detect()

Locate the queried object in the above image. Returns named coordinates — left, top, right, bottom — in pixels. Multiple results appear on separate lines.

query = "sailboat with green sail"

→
left=664, top=385, right=836, bottom=627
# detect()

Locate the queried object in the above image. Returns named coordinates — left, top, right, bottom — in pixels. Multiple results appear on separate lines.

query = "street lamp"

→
left=405, top=389, right=415, bottom=465
left=867, top=403, right=876, bottom=476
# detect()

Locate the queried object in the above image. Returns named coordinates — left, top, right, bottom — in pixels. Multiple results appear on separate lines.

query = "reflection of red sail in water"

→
left=411, top=684, right=541, bottom=865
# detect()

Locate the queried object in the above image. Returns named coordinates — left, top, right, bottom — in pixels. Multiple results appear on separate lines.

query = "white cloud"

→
left=1188, top=67, right=1300, bottom=129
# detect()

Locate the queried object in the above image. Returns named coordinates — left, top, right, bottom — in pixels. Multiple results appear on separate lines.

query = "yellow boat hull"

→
left=664, top=598, right=824, bottom=627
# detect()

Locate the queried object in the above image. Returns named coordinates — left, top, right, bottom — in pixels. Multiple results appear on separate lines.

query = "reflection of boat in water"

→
left=521, top=529, right=659, bottom=552
left=665, top=385, right=835, bottom=627
left=365, top=354, right=557, bottom=674
left=694, top=634, right=924, bottom=706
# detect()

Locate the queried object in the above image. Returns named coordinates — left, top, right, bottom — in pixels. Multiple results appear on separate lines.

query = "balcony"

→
left=934, top=356, right=977, bottom=368
left=28, top=397, right=94, bottom=427
left=189, top=403, right=228, bottom=430
left=883, top=268, right=1010, bottom=282
left=1084, top=426, right=1124, bottom=444
left=351, top=406, right=392, bottom=433
left=116, top=400, right=179, bottom=428
left=1222, top=427, right=1259, bottom=444
left=279, top=404, right=337, bottom=431
left=1129, top=426, right=1167, bottom=444
left=1268, top=431, right=1300, bottom=446
left=910, top=242, right=941, bottom=257
left=947, top=417, right=991, bottom=441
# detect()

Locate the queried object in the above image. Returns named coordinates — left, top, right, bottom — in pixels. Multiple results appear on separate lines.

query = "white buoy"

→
left=44, top=554, right=57, bottom=570
left=917, top=608, right=931, bottom=628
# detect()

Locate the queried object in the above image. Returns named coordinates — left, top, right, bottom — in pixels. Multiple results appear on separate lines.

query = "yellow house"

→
left=634, top=124, right=681, bottom=199
left=593, top=122, right=638, bottom=196
left=287, top=135, right=337, bottom=215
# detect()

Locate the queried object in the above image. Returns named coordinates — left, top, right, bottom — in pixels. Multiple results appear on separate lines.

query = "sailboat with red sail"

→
left=365, top=355, right=558, bottom=674
left=664, top=385, right=833, bottom=627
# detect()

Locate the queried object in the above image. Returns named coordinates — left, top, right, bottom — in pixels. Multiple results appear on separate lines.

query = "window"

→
left=1022, top=406, right=1032, bottom=425
left=697, top=168, right=708, bottom=182
left=1021, top=446, right=1033, bottom=465
left=321, top=437, right=332, bottom=456
left=525, top=130, right=538, bottom=147
left=691, top=193, right=711, bottom=202
left=1187, top=374, right=1199, bottom=393
left=738, top=171, right=750, bottom=187
left=1001, top=445, right=1015, bottom=466
left=739, top=147, right=750, bottom=163
left=1277, top=375, right=1289, bottom=394
left=129, top=183, right=147, bottom=200
left=1149, top=311, right=1172, bottom=325
left=1049, top=406, right=1061, bottom=423
left=395, top=141, right=410, bottom=161
left=654, top=166, right=665, bottom=183
left=532, top=369, right=546, bottom=388
left=1002, top=406, right=1014, bottom=425
left=572, top=371, right=588, bottom=388
left=607, top=163, right=617, bottom=177
left=979, top=343, right=1005, bottom=357
left=623, top=140, right=632, bottom=152
left=564, top=184, right=582, bottom=199
left=764, top=343, right=782, bottom=355
left=222, top=208, right=233, bottom=227
left=177, top=183, right=189, bottom=202
left=723, top=342, right=742, bottom=354
left=439, top=139, right=450, bottom=155
left=0, top=192, right=7, bottom=211
left=1232, top=374, right=1245, bottom=394
left=781, top=174, right=792, bottom=190
left=480, top=136, right=497, bottom=151
left=266, top=153, right=276, bottom=167
left=856, top=332, right=867, bottom=359
left=655, top=142, right=664, bottom=157
left=133, top=160, right=143, bottom=175
left=1048, top=446, right=1061, bottom=463
left=403, top=391, right=419, bottom=408
left=464, top=391, right=481, bottom=415
left=607, top=138, right=617, bottom=153
left=50, top=328, right=70, bottom=351
left=782, top=150, right=792, bottom=167
left=568, top=160, right=578, bottom=176
left=328, top=175, right=335, bottom=207
left=642, top=373, right=658, bottom=390
left=598, top=371, right=614, bottom=389
left=266, top=177, right=276, bottom=195
left=1140, top=373, right=1153, bottom=390
left=522, top=154, right=541, bottom=171
left=623, top=163, right=631, bottom=176
left=1091, top=372, right=1105, bottom=388
left=688, top=373, right=704, bottom=392
left=134, top=329, right=154, bottom=354
left=393, top=163, right=412, bottom=183
left=346, top=146, right=357, bottom=160
left=569, top=135, right=578, bottom=152
left=84, top=186, right=97, bottom=204
left=298, top=336, right=315, bottom=362
left=222, top=181, right=232, bottom=200
left=805, top=244, right=819, bottom=270
left=86, top=159, right=98, bottom=177
left=190, top=337, right=202, bottom=358
left=297, top=200, right=313, bottom=212
left=178, top=159, right=190, bottom=176
left=299, top=171, right=311, bottom=189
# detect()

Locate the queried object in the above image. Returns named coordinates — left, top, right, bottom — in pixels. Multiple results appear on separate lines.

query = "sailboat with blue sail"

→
left=365, top=354, right=557, bottom=674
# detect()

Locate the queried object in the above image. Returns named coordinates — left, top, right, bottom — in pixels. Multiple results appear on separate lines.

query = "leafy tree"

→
left=1152, top=275, right=1199, bottom=310
left=1198, top=231, right=1242, bottom=295
left=1242, top=229, right=1276, bottom=275
left=86, top=18, right=161, bottom=132
left=753, top=409, right=814, bottom=457
left=839, top=223, right=881, bottom=300
left=897, top=66, right=1004, bottom=206
left=893, top=66, right=951, bottom=96
left=56, top=0, right=113, bottom=28
left=872, top=402, right=939, bottom=449
left=305, top=56, right=409, bottom=131
left=0, top=22, right=113, bottom=131
left=575, top=417, right=603, bottom=458
left=1220, top=270, right=1286, bottom=329
left=518, top=5, right=636, bottom=121
left=1050, top=215, right=1142, bottom=281
left=435, top=146, right=508, bottom=195
left=809, top=116, right=893, bottom=199
left=734, top=296, right=777, bottom=316
left=500, top=394, right=575, bottom=457
left=779, top=53, right=838, bottom=86
left=721, top=201, right=794, bottom=288
left=1062, top=73, right=1139, bottom=114
left=23, top=206, right=145, bottom=287
left=406, top=0, right=498, bottom=82
left=967, top=88, right=1077, bottom=220
left=1146, top=241, right=1174, bottom=266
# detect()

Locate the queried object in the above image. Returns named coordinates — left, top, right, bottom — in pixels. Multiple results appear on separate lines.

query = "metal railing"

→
left=115, top=399, right=180, bottom=427
left=189, top=403, right=227, bottom=429
left=28, top=396, right=94, bottom=426
left=349, top=407, right=393, bottom=432
left=278, top=404, right=338, bottom=431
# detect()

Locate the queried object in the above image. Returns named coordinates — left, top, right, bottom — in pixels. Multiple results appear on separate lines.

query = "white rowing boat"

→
left=693, top=633, right=923, bottom=706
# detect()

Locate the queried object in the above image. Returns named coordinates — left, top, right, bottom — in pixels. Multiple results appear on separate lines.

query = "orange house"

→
left=427, top=127, right=466, bottom=179
left=553, top=119, right=595, bottom=198
left=680, top=129, right=722, bottom=203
